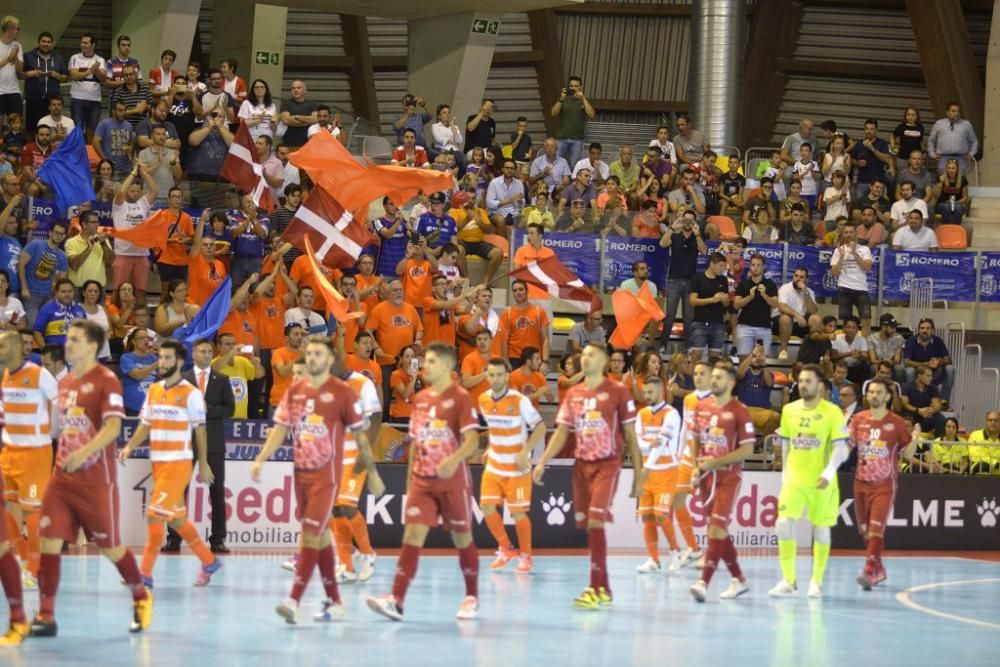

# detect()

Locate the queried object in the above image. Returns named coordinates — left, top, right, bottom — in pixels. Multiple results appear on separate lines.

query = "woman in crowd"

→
left=389, top=345, right=421, bottom=424
left=107, top=281, right=139, bottom=355
left=821, top=135, right=851, bottom=190
left=80, top=279, right=112, bottom=360
left=93, top=159, right=117, bottom=203
left=0, top=269, right=25, bottom=330
left=238, top=79, right=278, bottom=139
left=667, top=352, right=693, bottom=413
left=154, top=279, right=200, bottom=338
left=891, top=106, right=925, bottom=171
left=557, top=352, right=583, bottom=404
left=936, top=159, right=969, bottom=226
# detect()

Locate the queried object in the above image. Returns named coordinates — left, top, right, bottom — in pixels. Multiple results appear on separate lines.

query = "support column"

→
left=528, top=9, right=564, bottom=138
left=689, top=0, right=746, bottom=150
left=407, top=13, right=500, bottom=143
left=741, top=0, right=802, bottom=148
left=341, top=14, right=378, bottom=123
left=112, top=0, right=202, bottom=79
left=210, top=2, right=287, bottom=99
left=979, top=0, right=1000, bottom=186
left=5, top=0, right=83, bottom=46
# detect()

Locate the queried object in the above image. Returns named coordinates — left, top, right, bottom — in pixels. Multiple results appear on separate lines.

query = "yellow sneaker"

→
left=573, top=587, right=600, bottom=609
left=595, top=587, right=612, bottom=606
left=129, top=590, right=154, bottom=633
left=0, top=622, right=29, bottom=646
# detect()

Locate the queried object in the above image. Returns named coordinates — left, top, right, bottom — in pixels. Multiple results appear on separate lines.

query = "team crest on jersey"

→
left=80, top=383, right=93, bottom=394
left=722, top=411, right=733, bottom=420
left=597, top=392, right=609, bottom=401
left=514, top=316, right=532, bottom=330
left=391, top=315, right=411, bottom=327
left=883, top=423, right=895, bottom=431
left=320, top=392, right=334, bottom=403
left=442, top=399, right=454, bottom=410
left=21, top=377, right=29, bottom=385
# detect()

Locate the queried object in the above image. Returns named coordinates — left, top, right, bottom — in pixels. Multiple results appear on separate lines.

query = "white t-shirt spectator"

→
left=777, top=281, right=816, bottom=317
left=830, top=243, right=872, bottom=292
left=112, top=198, right=151, bottom=257
left=0, top=40, right=23, bottom=95
left=284, top=307, right=326, bottom=334
left=68, top=53, right=106, bottom=102
left=237, top=100, right=277, bottom=139
left=648, top=139, right=678, bottom=165
left=892, top=225, right=939, bottom=251
left=38, top=115, right=76, bottom=135
left=431, top=122, right=463, bottom=152
left=307, top=123, right=340, bottom=139
left=890, top=197, right=929, bottom=229
left=832, top=333, right=868, bottom=366
left=572, top=158, right=610, bottom=181
left=0, top=296, right=26, bottom=328
left=792, top=160, right=819, bottom=196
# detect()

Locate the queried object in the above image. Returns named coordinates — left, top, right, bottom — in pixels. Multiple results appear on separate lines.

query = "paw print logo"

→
left=541, top=493, right=572, bottom=526
left=976, top=498, right=1000, bottom=528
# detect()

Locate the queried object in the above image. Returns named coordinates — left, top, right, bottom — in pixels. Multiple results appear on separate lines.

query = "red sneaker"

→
left=490, top=547, right=518, bottom=571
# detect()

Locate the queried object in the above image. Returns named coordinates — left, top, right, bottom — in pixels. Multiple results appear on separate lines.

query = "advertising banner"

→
left=511, top=229, right=602, bottom=287
left=881, top=250, right=977, bottom=302
left=600, top=235, right=670, bottom=291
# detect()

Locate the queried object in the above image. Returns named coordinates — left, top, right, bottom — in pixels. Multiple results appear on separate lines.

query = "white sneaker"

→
left=313, top=598, right=347, bottom=622
left=21, top=568, right=37, bottom=590
left=281, top=555, right=298, bottom=573
left=366, top=594, right=403, bottom=622
left=275, top=597, right=299, bottom=624
left=456, top=595, right=479, bottom=620
left=768, top=580, right=798, bottom=598
left=778, top=350, right=789, bottom=361
left=689, top=579, right=708, bottom=603
left=358, top=552, right=376, bottom=582
left=336, top=563, right=359, bottom=583
left=635, top=558, right=661, bottom=573
left=807, top=581, right=823, bottom=599
left=695, top=553, right=706, bottom=569
left=719, top=577, right=750, bottom=600
left=668, top=550, right=686, bottom=572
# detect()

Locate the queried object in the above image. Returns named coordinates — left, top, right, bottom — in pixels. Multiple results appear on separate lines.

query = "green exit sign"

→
left=471, top=19, right=500, bottom=35
left=255, top=51, right=280, bottom=66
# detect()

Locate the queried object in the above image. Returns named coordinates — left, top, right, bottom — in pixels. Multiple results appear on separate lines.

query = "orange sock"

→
left=660, top=517, right=679, bottom=551
left=515, top=517, right=532, bottom=557
left=675, top=505, right=698, bottom=549
left=25, top=513, right=40, bottom=575
left=484, top=512, right=512, bottom=550
left=141, top=523, right=165, bottom=577
left=333, top=516, right=354, bottom=571
left=174, top=520, right=215, bottom=565
left=643, top=520, right=659, bottom=561
left=348, top=512, right=373, bottom=556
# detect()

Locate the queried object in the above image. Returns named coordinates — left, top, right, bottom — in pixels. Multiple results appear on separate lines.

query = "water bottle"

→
left=949, top=195, right=956, bottom=213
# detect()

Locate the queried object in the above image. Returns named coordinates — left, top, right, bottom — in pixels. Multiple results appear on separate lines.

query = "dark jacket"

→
left=184, top=367, right=234, bottom=455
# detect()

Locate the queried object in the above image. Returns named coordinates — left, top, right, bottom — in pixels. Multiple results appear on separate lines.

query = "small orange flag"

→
left=104, top=209, right=171, bottom=251
left=302, top=235, right=363, bottom=325
left=608, top=283, right=665, bottom=350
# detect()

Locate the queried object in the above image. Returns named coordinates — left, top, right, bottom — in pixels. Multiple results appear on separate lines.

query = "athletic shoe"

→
left=719, top=577, right=750, bottom=600
left=635, top=558, right=661, bottom=574
left=689, top=579, right=708, bottom=603
left=596, top=587, right=612, bottom=606
left=807, top=581, right=823, bottom=599
left=857, top=572, right=875, bottom=591
left=455, top=595, right=479, bottom=620
left=873, top=564, right=887, bottom=586
left=667, top=551, right=682, bottom=572
left=275, top=598, right=299, bottom=624
left=573, top=587, right=600, bottom=609
left=695, top=553, right=706, bottom=569
left=21, top=568, right=37, bottom=590
left=129, top=590, right=154, bottom=633
left=314, top=599, right=346, bottom=622
left=336, top=563, right=358, bottom=583
left=28, top=616, right=57, bottom=638
left=768, top=580, right=798, bottom=598
left=358, top=552, right=376, bottom=582
left=366, top=594, right=403, bottom=622
left=514, top=555, right=533, bottom=574
left=676, top=547, right=700, bottom=570
left=778, top=350, right=789, bottom=361
left=490, top=547, right=518, bottom=571
left=141, top=575, right=154, bottom=590
left=0, top=622, right=29, bottom=646
left=281, top=554, right=298, bottom=572
left=194, top=559, right=223, bottom=587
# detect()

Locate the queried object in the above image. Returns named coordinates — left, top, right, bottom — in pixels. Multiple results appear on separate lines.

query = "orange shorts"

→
left=638, top=468, right=674, bottom=517
left=147, top=461, right=193, bottom=521
left=0, top=446, right=53, bottom=510
left=337, top=464, right=368, bottom=507
left=675, top=458, right=696, bottom=495
left=480, top=469, right=532, bottom=511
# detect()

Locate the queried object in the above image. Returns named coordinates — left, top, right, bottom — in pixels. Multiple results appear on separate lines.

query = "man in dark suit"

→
left=164, top=337, right=236, bottom=553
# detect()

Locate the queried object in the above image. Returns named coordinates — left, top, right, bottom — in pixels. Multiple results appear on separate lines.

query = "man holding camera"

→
left=658, top=212, right=707, bottom=353
left=395, top=93, right=431, bottom=148
left=550, top=76, right=595, bottom=167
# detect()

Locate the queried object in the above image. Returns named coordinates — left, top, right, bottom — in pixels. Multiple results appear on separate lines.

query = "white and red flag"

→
left=220, top=121, right=276, bottom=212
left=507, top=254, right=602, bottom=313
left=281, top=185, right=376, bottom=269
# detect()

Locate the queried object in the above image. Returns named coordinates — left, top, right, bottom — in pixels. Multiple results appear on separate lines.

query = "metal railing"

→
left=953, top=343, right=1000, bottom=428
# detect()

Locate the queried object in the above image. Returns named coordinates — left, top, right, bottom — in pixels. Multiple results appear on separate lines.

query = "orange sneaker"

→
left=490, top=547, right=518, bottom=571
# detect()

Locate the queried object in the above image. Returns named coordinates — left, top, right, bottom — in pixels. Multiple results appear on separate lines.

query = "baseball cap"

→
left=428, top=192, right=448, bottom=205
left=879, top=314, right=897, bottom=327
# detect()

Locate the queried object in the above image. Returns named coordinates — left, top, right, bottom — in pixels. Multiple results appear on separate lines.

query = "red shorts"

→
left=404, top=474, right=472, bottom=533
left=698, top=470, right=742, bottom=531
left=573, top=459, right=621, bottom=529
left=39, top=479, right=122, bottom=549
left=294, top=470, right=337, bottom=536
left=854, top=479, right=896, bottom=538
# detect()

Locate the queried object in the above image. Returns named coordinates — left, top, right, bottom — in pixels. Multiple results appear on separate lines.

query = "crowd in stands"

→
left=0, top=15, right=994, bottom=477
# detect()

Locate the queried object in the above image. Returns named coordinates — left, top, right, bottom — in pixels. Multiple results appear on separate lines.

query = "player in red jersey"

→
left=0, top=470, right=26, bottom=644
left=31, top=320, right=153, bottom=637
left=367, top=342, right=482, bottom=622
left=849, top=379, right=916, bottom=590
left=688, top=362, right=756, bottom=603
left=252, top=335, right=384, bottom=624
left=533, top=342, right=643, bottom=609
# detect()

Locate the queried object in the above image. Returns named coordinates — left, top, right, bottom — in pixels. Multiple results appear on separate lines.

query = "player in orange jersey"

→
left=0, top=469, right=27, bottom=644
left=0, top=331, right=59, bottom=591
left=632, top=377, right=685, bottom=574
left=32, top=321, right=153, bottom=637
left=479, top=358, right=546, bottom=574
left=120, top=339, right=222, bottom=588
left=254, top=335, right=384, bottom=624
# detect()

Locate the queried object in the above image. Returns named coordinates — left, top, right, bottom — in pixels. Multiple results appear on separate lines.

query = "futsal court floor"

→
left=6, top=550, right=999, bottom=667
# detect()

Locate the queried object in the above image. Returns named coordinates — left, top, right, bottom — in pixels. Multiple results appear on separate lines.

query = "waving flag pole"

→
left=221, top=121, right=276, bottom=212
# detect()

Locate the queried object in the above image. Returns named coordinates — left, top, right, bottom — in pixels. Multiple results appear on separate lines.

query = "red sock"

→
left=866, top=535, right=884, bottom=573
left=588, top=528, right=608, bottom=592
left=700, top=538, right=727, bottom=585
left=290, top=546, right=320, bottom=603
left=515, top=517, right=532, bottom=556
left=484, top=512, right=512, bottom=551
left=392, top=544, right=421, bottom=607
left=722, top=537, right=743, bottom=580
left=642, top=521, right=659, bottom=561
left=457, top=545, right=479, bottom=598
left=38, top=553, right=61, bottom=620
left=114, top=550, right=149, bottom=602
left=5, top=514, right=25, bottom=562
left=316, top=545, right=341, bottom=604
left=0, top=550, right=24, bottom=623
left=660, top=516, right=679, bottom=551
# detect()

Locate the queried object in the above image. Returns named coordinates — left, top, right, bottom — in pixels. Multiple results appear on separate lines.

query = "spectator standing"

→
left=148, top=49, right=180, bottom=99
left=136, top=99, right=180, bottom=150
left=775, top=266, right=820, bottom=361
left=67, top=33, right=106, bottom=138
left=394, top=93, right=431, bottom=147
left=465, top=99, right=497, bottom=153
left=780, top=118, right=815, bottom=167
left=830, top=221, right=873, bottom=336
left=687, top=252, right=729, bottom=360
left=17, top=221, right=67, bottom=325
left=791, top=143, right=821, bottom=210
left=198, top=68, right=236, bottom=123
left=276, top=79, right=317, bottom=148
left=509, top=116, right=533, bottom=163
left=136, top=124, right=181, bottom=201
left=366, top=280, right=422, bottom=398
left=93, top=100, right=136, bottom=177
left=269, top=323, right=304, bottom=409
left=500, top=279, right=550, bottom=369
left=892, top=211, right=938, bottom=251
left=104, top=34, right=140, bottom=89
left=550, top=76, right=594, bottom=167
left=0, top=16, right=23, bottom=131
left=111, top=165, right=159, bottom=300
left=227, top=194, right=270, bottom=288
left=186, top=107, right=234, bottom=180
left=109, top=64, right=152, bottom=129
left=902, top=317, right=955, bottom=402
left=154, top=187, right=194, bottom=297
left=927, top=102, right=979, bottom=175
left=120, top=327, right=158, bottom=415
left=219, top=58, right=247, bottom=104
left=733, top=254, right=778, bottom=357
left=431, top=104, right=466, bottom=168
left=848, top=119, right=894, bottom=201
left=307, top=104, right=344, bottom=142
left=65, top=210, right=112, bottom=289
left=238, top=78, right=277, bottom=140
left=658, top=216, right=706, bottom=353
left=166, top=76, right=198, bottom=165
left=890, top=107, right=925, bottom=170
left=22, top=31, right=67, bottom=131
left=373, top=197, right=408, bottom=277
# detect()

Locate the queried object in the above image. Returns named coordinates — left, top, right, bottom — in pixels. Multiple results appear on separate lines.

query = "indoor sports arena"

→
left=0, top=0, right=997, bottom=664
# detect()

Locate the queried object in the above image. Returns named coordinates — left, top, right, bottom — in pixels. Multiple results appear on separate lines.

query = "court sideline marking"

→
left=896, top=578, right=1000, bottom=630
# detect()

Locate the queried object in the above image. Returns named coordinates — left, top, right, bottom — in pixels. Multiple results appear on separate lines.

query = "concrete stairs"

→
left=966, top=188, right=1000, bottom=248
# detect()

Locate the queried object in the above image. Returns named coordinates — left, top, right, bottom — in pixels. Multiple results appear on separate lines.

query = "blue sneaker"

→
left=142, top=575, right=154, bottom=590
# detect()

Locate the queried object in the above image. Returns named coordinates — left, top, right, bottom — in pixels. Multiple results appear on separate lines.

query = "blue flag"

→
left=178, top=277, right=232, bottom=347
left=35, top=126, right=97, bottom=218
